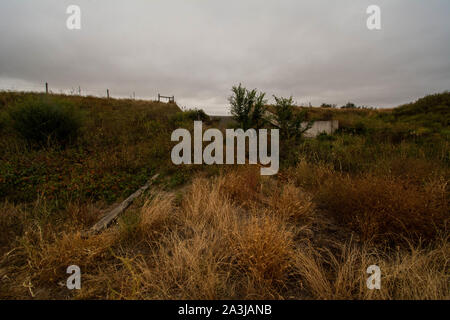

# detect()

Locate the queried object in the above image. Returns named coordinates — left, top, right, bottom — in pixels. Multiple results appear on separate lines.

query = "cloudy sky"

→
left=0, top=0, right=449, bottom=115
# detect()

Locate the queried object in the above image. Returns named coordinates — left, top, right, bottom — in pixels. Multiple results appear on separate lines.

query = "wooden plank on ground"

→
left=86, top=174, right=159, bottom=236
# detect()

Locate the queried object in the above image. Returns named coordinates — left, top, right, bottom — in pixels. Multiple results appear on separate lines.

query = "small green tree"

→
left=251, top=92, right=266, bottom=130
left=272, top=96, right=312, bottom=140
left=229, top=84, right=266, bottom=130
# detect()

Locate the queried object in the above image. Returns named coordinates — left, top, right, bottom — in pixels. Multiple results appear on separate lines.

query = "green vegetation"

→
left=0, top=92, right=190, bottom=205
left=8, top=95, right=82, bottom=147
left=229, top=83, right=266, bottom=130
left=0, top=90, right=448, bottom=300
left=393, top=91, right=450, bottom=127
left=172, top=108, right=210, bottom=123
left=272, top=95, right=311, bottom=140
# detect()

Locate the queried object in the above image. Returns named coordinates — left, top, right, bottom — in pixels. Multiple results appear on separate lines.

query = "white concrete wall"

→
left=302, top=120, right=339, bottom=138
left=210, top=115, right=339, bottom=138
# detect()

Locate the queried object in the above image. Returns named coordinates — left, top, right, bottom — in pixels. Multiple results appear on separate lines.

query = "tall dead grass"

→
left=293, top=238, right=449, bottom=300
left=316, top=174, right=448, bottom=244
left=1, top=167, right=448, bottom=300
left=129, top=168, right=307, bottom=299
left=293, top=158, right=449, bottom=245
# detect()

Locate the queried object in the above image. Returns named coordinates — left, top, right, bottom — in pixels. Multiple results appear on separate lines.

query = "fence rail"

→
left=0, top=83, right=175, bottom=104
left=158, top=94, right=175, bottom=103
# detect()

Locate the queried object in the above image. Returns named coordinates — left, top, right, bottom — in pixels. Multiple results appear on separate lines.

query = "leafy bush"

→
left=229, top=83, right=266, bottom=130
left=9, top=96, right=82, bottom=147
left=184, top=108, right=210, bottom=122
left=271, top=96, right=314, bottom=167
left=273, top=96, right=311, bottom=140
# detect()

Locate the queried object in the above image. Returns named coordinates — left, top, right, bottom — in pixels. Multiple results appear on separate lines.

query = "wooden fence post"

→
left=107, top=89, right=110, bottom=99
left=45, top=82, right=49, bottom=94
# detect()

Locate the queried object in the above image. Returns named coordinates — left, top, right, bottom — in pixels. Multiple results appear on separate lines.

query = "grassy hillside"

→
left=0, top=91, right=448, bottom=300
left=0, top=92, right=189, bottom=204
left=393, top=91, right=450, bottom=126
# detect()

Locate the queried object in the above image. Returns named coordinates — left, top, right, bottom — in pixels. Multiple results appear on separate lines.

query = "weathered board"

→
left=86, top=174, right=159, bottom=236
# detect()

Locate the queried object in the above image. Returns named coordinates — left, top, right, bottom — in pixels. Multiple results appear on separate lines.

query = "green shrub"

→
left=273, top=96, right=312, bottom=140
left=229, top=83, right=266, bottom=130
left=184, top=108, right=210, bottom=122
left=9, top=96, right=82, bottom=147
left=169, top=109, right=210, bottom=128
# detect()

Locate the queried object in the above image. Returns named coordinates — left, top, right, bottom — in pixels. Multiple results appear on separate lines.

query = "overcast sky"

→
left=0, top=0, right=449, bottom=115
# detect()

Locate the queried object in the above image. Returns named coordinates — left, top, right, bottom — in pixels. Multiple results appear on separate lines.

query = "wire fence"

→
left=0, top=83, right=172, bottom=102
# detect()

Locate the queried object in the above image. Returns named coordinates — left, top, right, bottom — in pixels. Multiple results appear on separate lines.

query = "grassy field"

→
left=0, top=91, right=448, bottom=299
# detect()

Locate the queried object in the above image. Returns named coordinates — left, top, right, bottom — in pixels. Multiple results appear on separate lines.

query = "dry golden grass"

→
left=219, top=166, right=262, bottom=207
left=267, top=182, right=315, bottom=223
left=229, top=215, right=295, bottom=293
left=0, top=201, right=26, bottom=255
left=0, top=167, right=448, bottom=300
left=292, top=158, right=449, bottom=245
left=316, top=173, right=448, bottom=244
left=294, top=238, right=449, bottom=300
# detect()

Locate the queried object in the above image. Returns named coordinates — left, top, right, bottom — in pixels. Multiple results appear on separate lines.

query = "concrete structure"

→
left=302, top=120, right=339, bottom=138
left=262, top=111, right=339, bottom=138
left=209, top=115, right=339, bottom=138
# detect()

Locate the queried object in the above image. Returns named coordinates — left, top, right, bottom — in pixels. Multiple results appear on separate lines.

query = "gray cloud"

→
left=0, top=0, right=449, bottom=114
